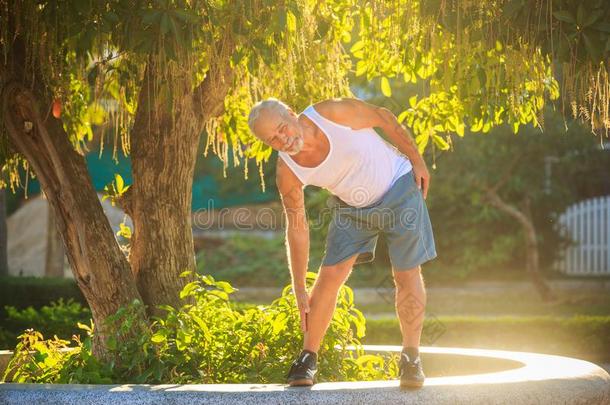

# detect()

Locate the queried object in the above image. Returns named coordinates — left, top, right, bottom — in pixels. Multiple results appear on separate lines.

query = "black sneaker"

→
left=286, top=350, right=318, bottom=386
left=399, top=352, right=425, bottom=389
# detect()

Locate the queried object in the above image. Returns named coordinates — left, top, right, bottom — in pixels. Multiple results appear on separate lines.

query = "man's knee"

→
left=392, top=265, right=423, bottom=289
left=317, top=256, right=357, bottom=287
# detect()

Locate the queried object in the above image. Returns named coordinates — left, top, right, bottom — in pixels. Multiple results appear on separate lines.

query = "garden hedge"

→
left=363, top=315, right=610, bottom=363
left=0, top=276, right=85, bottom=317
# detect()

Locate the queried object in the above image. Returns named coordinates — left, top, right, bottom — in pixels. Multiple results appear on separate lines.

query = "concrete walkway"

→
left=1, top=345, right=608, bottom=404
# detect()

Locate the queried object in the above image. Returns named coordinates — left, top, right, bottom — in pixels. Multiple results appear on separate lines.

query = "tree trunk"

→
left=0, top=189, right=8, bottom=277
left=44, top=203, right=65, bottom=278
left=128, top=61, right=200, bottom=316
left=129, top=51, right=234, bottom=316
left=484, top=188, right=557, bottom=302
left=1, top=79, right=146, bottom=359
left=520, top=196, right=557, bottom=301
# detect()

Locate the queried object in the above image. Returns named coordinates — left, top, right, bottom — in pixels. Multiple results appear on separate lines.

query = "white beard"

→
left=285, top=136, right=304, bottom=155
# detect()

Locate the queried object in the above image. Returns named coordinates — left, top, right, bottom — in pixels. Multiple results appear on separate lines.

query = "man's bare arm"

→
left=317, top=97, right=424, bottom=165
left=276, top=157, right=309, bottom=292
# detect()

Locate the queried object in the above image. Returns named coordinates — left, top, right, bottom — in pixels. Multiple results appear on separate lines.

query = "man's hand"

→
left=294, top=287, right=310, bottom=332
left=411, top=159, right=430, bottom=199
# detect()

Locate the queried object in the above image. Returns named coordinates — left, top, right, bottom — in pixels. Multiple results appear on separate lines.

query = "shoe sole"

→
left=400, top=379, right=424, bottom=389
left=288, top=378, right=314, bottom=386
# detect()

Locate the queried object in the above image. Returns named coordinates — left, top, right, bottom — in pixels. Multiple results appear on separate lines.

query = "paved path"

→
left=2, top=345, right=609, bottom=404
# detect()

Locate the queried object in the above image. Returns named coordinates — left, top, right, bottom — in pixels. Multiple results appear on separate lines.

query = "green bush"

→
left=0, top=298, right=91, bottom=349
left=2, top=271, right=399, bottom=384
left=0, top=276, right=86, bottom=317
left=363, top=316, right=610, bottom=363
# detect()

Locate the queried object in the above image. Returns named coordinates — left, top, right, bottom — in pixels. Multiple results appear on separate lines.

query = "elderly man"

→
left=247, top=97, right=437, bottom=389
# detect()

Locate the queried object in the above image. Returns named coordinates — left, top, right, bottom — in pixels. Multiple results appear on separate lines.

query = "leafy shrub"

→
left=0, top=298, right=91, bottom=349
left=3, top=271, right=398, bottom=384
left=2, top=328, right=113, bottom=383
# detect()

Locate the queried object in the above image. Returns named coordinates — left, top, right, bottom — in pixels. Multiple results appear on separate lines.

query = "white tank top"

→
left=278, top=104, right=412, bottom=208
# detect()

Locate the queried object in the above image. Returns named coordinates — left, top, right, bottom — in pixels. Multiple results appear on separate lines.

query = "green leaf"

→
left=470, top=119, right=483, bottom=132
left=286, top=10, right=297, bottom=32
left=191, top=314, right=210, bottom=336
left=208, top=290, right=229, bottom=301
left=77, top=322, right=92, bottom=333
left=408, top=95, right=418, bottom=108
left=180, top=281, right=200, bottom=299
left=432, top=134, right=450, bottom=150
left=115, top=174, right=124, bottom=194
left=582, top=33, right=602, bottom=61
left=456, top=123, right=465, bottom=137
left=355, top=61, right=367, bottom=76
left=350, top=40, right=365, bottom=53
left=344, top=286, right=354, bottom=306
left=397, top=110, right=409, bottom=124
left=117, top=222, right=132, bottom=239
left=216, top=281, right=236, bottom=294
left=272, top=313, right=287, bottom=334
left=380, top=77, right=392, bottom=97
left=552, top=10, right=575, bottom=24
left=415, top=132, right=429, bottom=154
left=582, top=9, right=603, bottom=27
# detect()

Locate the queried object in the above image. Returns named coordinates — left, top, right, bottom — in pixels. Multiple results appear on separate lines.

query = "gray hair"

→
left=248, top=98, right=291, bottom=135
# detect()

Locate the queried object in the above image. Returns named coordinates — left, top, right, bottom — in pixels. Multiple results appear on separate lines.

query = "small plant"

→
left=3, top=325, right=113, bottom=384
left=102, top=174, right=130, bottom=207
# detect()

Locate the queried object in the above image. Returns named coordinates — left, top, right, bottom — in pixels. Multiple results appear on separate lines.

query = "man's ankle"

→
left=300, top=349, right=318, bottom=362
left=402, top=346, right=419, bottom=361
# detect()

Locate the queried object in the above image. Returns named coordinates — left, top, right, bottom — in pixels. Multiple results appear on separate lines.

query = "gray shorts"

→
left=321, top=171, right=437, bottom=271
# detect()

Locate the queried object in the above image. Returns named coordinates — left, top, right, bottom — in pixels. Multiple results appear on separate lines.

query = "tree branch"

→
left=192, top=35, right=236, bottom=121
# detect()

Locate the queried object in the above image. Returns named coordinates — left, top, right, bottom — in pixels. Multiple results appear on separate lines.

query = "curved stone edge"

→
left=1, top=345, right=609, bottom=405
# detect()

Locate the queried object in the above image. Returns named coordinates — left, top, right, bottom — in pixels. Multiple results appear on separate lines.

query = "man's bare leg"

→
left=393, top=265, right=427, bottom=388
left=303, top=254, right=359, bottom=353
left=393, top=265, right=426, bottom=349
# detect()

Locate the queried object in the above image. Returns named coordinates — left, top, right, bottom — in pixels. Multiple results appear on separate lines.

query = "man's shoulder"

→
left=313, top=98, right=375, bottom=127
left=313, top=98, right=352, bottom=118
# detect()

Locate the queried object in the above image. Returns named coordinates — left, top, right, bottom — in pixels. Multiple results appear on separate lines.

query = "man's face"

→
left=254, top=108, right=304, bottom=155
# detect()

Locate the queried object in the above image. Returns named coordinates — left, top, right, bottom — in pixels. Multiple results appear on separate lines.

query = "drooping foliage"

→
left=1, top=0, right=607, bottom=191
